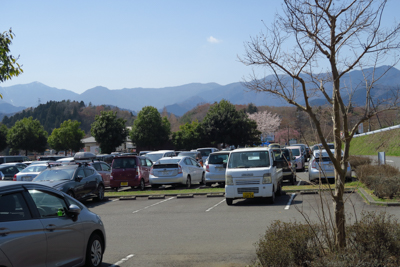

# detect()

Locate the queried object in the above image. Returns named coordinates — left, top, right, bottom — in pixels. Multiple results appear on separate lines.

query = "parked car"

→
left=149, top=156, right=205, bottom=188
left=308, top=149, right=352, bottom=183
left=89, top=161, right=111, bottom=187
left=312, top=143, right=335, bottom=152
left=286, top=146, right=305, bottom=172
left=178, top=151, right=204, bottom=166
left=225, top=148, right=283, bottom=205
left=33, top=163, right=105, bottom=202
left=96, top=154, right=114, bottom=164
left=0, top=164, right=26, bottom=180
left=110, top=156, right=153, bottom=191
left=204, top=151, right=231, bottom=186
left=0, top=181, right=106, bottom=267
left=1, top=162, right=28, bottom=170
left=268, top=143, right=281, bottom=149
left=14, top=163, right=51, bottom=181
left=139, top=151, right=153, bottom=156
left=295, top=143, right=310, bottom=161
left=56, top=157, right=75, bottom=163
left=270, top=148, right=297, bottom=184
left=37, top=155, right=66, bottom=161
left=196, top=147, right=219, bottom=162
left=145, top=150, right=176, bottom=163
left=0, top=155, right=29, bottom=164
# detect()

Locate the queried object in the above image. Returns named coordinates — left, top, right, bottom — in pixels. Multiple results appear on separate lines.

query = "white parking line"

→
left=297, top=180, right=301, bottom=186
left=387, top=160, right=394, bottom=163
left=284, top=193, right=296, bottom=210
left=132, top=197, right=175, bottom=214
left=206, top=199, right=225, bottom=212
left=110, top=254, right=134, bottom=267
left=112, top=199, right=119, bottom=202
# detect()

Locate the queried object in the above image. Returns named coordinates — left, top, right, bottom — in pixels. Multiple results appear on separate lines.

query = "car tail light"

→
left=178, top=165, right=183, bottom=174
left=311, top=160, right=317, bottom=169
left=13, top=174, right=17, bottom=181
left=206, top=165, right=210, bottom=172
left=150, top=167, right=154, bottom=175
left=136, top=166, right=140, bottom=177
left=288, top=162, right=291, bottom=168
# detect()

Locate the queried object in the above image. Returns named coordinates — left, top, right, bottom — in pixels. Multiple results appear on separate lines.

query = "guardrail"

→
left=353, top=124, right=400, bottom=138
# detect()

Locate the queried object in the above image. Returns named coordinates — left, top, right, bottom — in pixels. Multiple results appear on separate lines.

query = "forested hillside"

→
left=2, top=100, right=136, bottom=135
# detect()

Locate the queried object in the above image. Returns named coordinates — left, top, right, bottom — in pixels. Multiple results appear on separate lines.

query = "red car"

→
left=110, top=156, right=153, bottom=191
left=89, top=161, right=111, bottom=187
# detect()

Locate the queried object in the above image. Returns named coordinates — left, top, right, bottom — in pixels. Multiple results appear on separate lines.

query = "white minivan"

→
left=225, top=148, right=283, bottom=205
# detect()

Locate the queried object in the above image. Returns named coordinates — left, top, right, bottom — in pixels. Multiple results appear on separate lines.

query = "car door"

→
left=83, top=167, right=98, bottom=197
left=0, top=190, right=47, bottom=267
left=100, top=162, right=111, bottom=187
left=73, top=168, right=87, bottom=199
left=183, top=157, right=195, bottom=180
left=27, top=189, right=84, bottom=266
left=190, top=158, right=202, bottom=182
left=145, top=158, right=153, bottom=184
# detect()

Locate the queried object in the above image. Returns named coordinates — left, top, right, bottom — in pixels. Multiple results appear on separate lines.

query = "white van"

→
left=225, top=148, right=283, bottom=205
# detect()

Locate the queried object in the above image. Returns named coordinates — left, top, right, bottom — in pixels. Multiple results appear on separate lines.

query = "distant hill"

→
left=1, top=66, right=399, bottom=116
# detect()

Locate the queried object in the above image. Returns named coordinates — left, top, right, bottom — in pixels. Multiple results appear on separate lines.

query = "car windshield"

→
left=33, top=168, right=75, bottom=181
left=157, top=158, right=181, bottom=164
left=21, top=165, right=47, bottom=173
left=228, top=151, right=270, bottom=168
left=179, top=152, right=198, bottom=159
left=198, top=149, right=212, bottom=157
left=313, top=144, right=334, bottom=151
left=271, top=149, right=291, bottom=161
left=146, top=153, right=164, bottom=162
left=208, top=154, right=229, bottom=164
left=290, top=149, right=301, bottom=156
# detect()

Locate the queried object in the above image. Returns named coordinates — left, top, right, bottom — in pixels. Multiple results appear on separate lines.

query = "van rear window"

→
left=208, top=154, right=229, bottom=164
left=112, top=158, right=137, bottom=169
left=228, top=151, right=270, bottom=168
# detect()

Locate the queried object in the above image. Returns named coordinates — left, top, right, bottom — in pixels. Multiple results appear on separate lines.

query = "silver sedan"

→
left=308, top=149, right=351, bottom=182
left=14, top=163, right=48, bottom=181
left=0, top=181, right=106, bottom=267
left=149, top=156, right=205, bottom=188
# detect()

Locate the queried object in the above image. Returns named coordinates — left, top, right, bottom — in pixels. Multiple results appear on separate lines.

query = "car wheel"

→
left=85, top=234, right=103, bottom=267
left=67, top=190, right=75, bottom=198
left=95, top=185, right=104, bottom=201
left=151, top=184, right=160, bottom=189
left=226, top=198, right=233, bottom=205
left=139, top=179, right=145, bottom=191
left=268, top=188, right=275, bottom=204
left=276, top=182, right=282, bottom=196
left=205, top=182, right=212, bottom=187
left=200, top=173, right=205, bottom=185
left=185, top=176, right=191, bottom=189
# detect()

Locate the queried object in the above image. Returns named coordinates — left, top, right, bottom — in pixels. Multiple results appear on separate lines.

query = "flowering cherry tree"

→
left=247, top=111, right=281, bottom=138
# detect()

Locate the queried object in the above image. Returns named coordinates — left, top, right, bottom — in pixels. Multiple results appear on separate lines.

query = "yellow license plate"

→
left=243, top=192, right=254, bottom=198
left=120, top=182, right=128, bottom=186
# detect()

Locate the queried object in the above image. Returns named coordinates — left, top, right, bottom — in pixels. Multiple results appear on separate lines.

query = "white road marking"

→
left=387, top=160, right=394, bottom=163
left=284, top=193, right=296, bottom=210
left=132, top=197, right=175, bottom=213
left=110, top=254, right=134, bottom=267
left=297, top=180, right=301, bottom=186
left=206, top=199, right=225, bottom=212
left=112, top=199, right=119, bottom=202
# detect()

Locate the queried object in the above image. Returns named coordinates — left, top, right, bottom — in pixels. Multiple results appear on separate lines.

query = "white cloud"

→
left=207, top=36, right=222, bottom=44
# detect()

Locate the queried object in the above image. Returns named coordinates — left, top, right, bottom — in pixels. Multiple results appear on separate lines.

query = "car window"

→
left=84, top=168, right=94, bottom=177
left=0, top=192, right=32, bottom=222
left=184, top=158, right=193, bottom=165
left=190, top=158, right=198, bottom=166
left=208, top=154, right=229, bottom=164
left=228, top=151, right=270, bottom=168
left=100, top=163, right=110, bottom=171
left=76, top=168, right=85, bottom=178
left=21, top=165, right=47, bottom=173
left=92, top=163, right=102, bottom=171
left=140, top=159, right=146, bottom=166
left=146, top=159, right=153, bottom=167
left=28, top=190, right=68, bottom=218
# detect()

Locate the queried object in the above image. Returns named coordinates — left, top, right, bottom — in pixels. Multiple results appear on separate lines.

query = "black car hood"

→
left=35, top=180, right=71, bottom=188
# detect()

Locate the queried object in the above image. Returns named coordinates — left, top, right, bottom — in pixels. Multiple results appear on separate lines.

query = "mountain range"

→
left=1, top=65, right=399, bottom=117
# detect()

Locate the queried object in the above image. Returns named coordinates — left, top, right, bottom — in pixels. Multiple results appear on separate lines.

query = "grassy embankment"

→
left=349, top=128, right=400, bottom=156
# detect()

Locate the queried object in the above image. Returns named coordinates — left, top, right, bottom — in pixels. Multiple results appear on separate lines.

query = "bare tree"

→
left=240, top=0, right=400, bottom=249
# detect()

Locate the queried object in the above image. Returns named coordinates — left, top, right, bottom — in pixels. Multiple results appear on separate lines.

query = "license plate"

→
left=120, top=182, right=128, bottom=186
left=22, top=176, right=31, bottom=181
left=243, top=192, right=254, bottom=198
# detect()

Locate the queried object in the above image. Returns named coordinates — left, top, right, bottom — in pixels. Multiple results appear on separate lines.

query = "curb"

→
left=177, top=194, right=194, bottom=198
left=206, top=193, right=224, bottom=198
left=357, top=188, right=400, bottom=206
left=148, top=195, right=166, bottom=199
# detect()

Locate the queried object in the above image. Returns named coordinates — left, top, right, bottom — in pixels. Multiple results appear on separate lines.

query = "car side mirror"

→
left=75, top=176, right=84, bottom=182
left=68, top=204, right=81, bottom=221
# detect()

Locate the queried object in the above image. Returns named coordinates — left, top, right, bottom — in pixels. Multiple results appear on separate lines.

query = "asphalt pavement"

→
left=84, top=169, right=400, bottom=267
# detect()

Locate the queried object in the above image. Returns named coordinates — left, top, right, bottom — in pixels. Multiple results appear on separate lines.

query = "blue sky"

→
left=1, top=1, right=399, bottom=94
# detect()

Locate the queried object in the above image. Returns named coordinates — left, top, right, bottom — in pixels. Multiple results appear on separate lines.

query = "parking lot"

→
left=85, top=171, right=400, bottom=267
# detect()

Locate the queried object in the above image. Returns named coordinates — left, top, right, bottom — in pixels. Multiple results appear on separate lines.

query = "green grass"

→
left=349, top=128, right=400, bottom=156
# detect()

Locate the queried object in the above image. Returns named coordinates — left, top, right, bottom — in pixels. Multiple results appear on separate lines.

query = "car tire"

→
left=268, top=188, right=275, bottom=204
left=85, top=234, right=103, bottom=267
left=151, top=184, right=160, bottom=189
left=185, top=176, right=191, bottom=189
left=226, top=198, right=233, bottom=205
left=139, top=179, right=145, bottom=191
left=95, top=185, right=104, bottom=202
left=276, top=182, right=282, bottom=196
left=200, top=173, right=205, bottom=185
left=205, top=182, right=212, bottom=187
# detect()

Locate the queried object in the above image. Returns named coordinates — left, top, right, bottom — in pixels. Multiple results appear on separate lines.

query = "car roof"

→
left=210, top=151, right=231, bottom=155
left=146, top=150, right=174, bottom=154
left=286, top=146, right=301, bottom=149
left=232, top=147, right=269, bottom=152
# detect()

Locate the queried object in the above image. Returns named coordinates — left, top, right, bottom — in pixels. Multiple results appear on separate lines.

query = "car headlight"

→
left=226, top=175, right=233, bottom=185
left=262, top=173, right=272, bottom=184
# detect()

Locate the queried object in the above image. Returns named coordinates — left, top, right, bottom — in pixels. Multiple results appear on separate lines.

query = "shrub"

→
left=348, top=155, right=372, bottom=170
left=255, top=220, right=320, bottom=267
